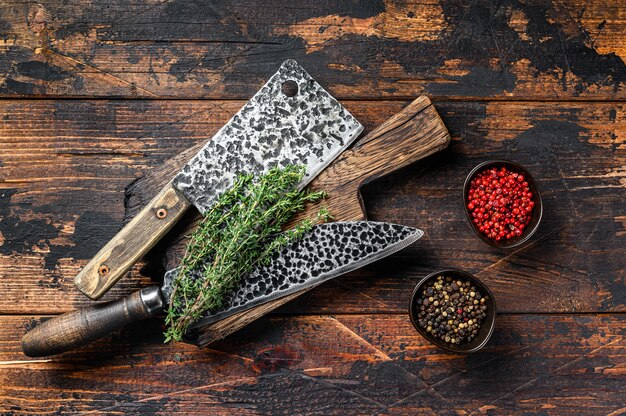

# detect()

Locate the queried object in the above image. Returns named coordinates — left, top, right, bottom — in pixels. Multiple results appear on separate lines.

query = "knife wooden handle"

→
left=74, top=182, right=191, bottom=300
left=21, top=287, right=165, bottom=357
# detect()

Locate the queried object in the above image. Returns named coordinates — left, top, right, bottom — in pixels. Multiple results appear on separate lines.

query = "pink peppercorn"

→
left=468, top=166, right=534, bottom=241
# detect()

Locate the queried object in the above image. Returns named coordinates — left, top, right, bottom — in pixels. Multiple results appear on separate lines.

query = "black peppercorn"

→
left=414, top=275, right=489, bottom=346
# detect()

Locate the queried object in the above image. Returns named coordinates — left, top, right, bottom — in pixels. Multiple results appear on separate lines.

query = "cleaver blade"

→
left=75, top=60, right=364, bottom=300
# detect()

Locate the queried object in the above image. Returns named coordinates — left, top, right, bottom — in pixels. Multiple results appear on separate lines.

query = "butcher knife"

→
left=74, top=59, right=364, bottom=300
left=22, top=221, right=422, bottom=357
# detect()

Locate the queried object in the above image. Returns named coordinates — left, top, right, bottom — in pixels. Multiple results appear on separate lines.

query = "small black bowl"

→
left=463, top=160, right=543, bottom=249
left=409, top=269, right=496, bottom=353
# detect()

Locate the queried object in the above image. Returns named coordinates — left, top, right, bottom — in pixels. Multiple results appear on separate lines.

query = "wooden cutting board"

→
left=123, top=96, right=450, bottom=346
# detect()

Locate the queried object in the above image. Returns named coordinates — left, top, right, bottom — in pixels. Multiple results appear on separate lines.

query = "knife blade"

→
left=75, top=59, right=364, bottom=300
left=22, top=222, right=422, bottom=357
left=163, top=221, right=423, bottom=328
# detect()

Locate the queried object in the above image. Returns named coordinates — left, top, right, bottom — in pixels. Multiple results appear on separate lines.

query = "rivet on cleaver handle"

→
left=74, top=59, right=363, bottom=299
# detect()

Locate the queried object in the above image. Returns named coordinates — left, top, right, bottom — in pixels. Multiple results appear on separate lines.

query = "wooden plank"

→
left=0, top=0, right=625, bottom=99
left=0, top=100, right=624, bottom=314
left=0, top=314, right=624, bottom=414
left=336, top=314, right=626, bottom=415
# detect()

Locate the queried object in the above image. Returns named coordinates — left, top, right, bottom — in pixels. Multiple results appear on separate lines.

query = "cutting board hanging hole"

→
left=156, top=208, right=167, bottom=219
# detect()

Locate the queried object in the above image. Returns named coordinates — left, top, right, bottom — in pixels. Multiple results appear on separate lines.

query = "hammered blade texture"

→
left=162, top=222, right=423, bottom=328
left=172, top=59, right=363, bottom=214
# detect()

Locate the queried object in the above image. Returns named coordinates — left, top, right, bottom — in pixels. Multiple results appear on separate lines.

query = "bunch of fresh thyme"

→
left=164, top=165, right=331, bottom=342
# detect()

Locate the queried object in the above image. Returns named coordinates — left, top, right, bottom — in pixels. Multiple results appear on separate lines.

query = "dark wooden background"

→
left=0, top=0, right=624, bottom=414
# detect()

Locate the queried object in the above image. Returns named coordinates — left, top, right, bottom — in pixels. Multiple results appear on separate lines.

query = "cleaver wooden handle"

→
left=74, top=183, right=190, bottom=300
left=22, top=287, right=165, bottom=357
left=196, top=96, right=451, bottom=346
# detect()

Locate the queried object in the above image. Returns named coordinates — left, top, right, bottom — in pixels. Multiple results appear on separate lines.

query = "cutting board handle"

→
left=21, top=287, right=164, bottom=357
left=74, top=183, right=190, bottom=300
left=354, top=96, right=450, bottom=186
left=308, top=96, right=451, bottom=222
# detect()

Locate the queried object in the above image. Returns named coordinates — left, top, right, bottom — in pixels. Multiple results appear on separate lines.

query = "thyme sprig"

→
left=164, top=165, right=330, bottom=342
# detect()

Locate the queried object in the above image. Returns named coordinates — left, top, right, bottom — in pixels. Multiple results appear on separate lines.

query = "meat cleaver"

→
left=22, top=221, right=423, bottom=357
left=74, top=59, right=364, bottom=300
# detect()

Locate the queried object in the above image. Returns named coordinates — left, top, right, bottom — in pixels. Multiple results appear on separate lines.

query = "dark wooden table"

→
left=1, top=1, right=625, bottom=414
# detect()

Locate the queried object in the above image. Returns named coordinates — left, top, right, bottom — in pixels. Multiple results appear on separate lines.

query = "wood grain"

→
left=1, top=314, right=624, bottom=414
left=0, top=100, right=624, bottom=315
left=1, top=0, right=626, bottom=412
left=1, top=1, right=626, bottom=100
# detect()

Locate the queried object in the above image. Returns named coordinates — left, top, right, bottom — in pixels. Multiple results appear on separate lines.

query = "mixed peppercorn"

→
left=415, top=275, right=488, bottom=345
left=467, top=166, right=535, bottom=242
